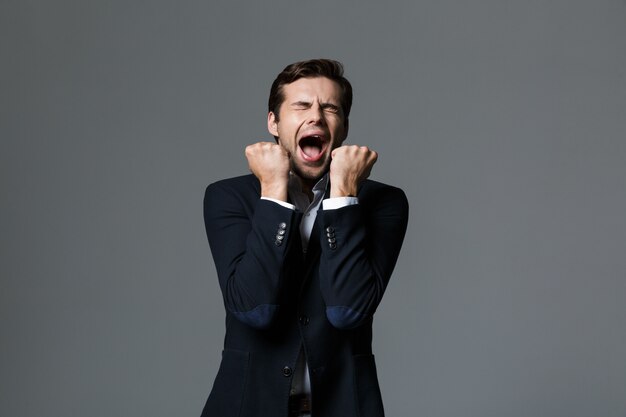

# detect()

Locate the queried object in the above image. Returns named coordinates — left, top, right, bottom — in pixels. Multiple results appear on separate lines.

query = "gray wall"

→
left=2, top=1, right=625, bottom=416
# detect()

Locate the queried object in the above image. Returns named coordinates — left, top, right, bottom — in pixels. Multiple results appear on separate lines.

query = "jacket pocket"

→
left=353, top=354, right=385, bottom=417
left=201, top=349, right=249, bottom=417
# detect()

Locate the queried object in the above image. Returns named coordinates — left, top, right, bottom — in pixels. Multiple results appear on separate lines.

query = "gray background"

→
left=2, top=1, right=625, bottom=416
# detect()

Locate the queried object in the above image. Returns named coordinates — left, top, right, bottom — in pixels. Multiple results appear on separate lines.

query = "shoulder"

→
left=203, top=174, right=261, bottom=212
left=357, top=179, right=409, bottom=225
left=358, top=179, right=408, bottom=206
left=205, top=174, right=260, bottom=197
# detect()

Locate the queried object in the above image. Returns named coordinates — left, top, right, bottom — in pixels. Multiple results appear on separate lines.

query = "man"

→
left=201, top=59, right=408, bottom=417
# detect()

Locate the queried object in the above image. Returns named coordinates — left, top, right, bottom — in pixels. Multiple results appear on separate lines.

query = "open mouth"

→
left=298, top=134, right=327, bottom=162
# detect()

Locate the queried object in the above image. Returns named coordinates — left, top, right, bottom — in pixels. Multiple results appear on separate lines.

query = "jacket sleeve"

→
left=318, top=185, right=409, bottom=329
left=203, top=180, right=298, bottom=329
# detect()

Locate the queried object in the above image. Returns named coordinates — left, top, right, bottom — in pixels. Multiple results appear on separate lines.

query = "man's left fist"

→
left=329, top=145, right=378, bottom=198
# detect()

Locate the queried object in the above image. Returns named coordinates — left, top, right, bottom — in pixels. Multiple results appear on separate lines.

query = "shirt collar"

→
left=287, top=172, right=329, bottom=211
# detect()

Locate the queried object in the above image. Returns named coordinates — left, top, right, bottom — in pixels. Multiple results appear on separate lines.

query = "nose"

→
left=307, top=103, right=326, bottom=125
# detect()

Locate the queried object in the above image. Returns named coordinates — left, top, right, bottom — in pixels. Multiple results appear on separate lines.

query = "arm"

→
left=318, top=184, right=408, bottom=329
left=204, top=180, right=298, bottom=329
left=320, top=146, right=409, bottom=329
left=203, top=142, right=294, bottom=329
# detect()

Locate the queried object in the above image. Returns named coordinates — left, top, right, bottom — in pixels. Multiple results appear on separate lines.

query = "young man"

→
left=201, top=59, right=408, bottom=417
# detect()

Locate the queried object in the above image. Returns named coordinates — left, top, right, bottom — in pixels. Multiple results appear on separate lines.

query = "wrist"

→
left=330, top=182, right=358, bottom=198
left=261, top=180, right=288, bottom=202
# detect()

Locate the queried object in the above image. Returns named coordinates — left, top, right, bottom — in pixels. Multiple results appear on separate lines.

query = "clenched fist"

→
left=329, top=145, right=378, bottom=198
left=245, top=142, right=290, bottom=201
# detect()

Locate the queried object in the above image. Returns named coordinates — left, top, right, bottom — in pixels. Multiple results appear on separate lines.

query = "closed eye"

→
left=292, top=101, right=311, bottom=110
left=322, top=104, right=340, bottom=113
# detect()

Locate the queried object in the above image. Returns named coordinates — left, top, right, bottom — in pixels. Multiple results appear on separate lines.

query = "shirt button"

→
left=282, top=366, right=292, bottom=377
left=299, top=315, right=310, bottom=325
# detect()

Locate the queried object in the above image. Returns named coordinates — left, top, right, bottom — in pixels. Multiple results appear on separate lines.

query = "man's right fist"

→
left=245, top=142, right=290, bottom=201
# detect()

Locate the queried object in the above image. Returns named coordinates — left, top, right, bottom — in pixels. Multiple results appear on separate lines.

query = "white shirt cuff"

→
left=261, top=197, right=296, bottom=211
left=322, top=196, right=359, bottom=210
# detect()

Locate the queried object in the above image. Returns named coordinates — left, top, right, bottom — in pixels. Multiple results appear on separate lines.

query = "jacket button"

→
left=299, top=315, right=310, bottom=325
left=282, top=366, right=292, bottom=377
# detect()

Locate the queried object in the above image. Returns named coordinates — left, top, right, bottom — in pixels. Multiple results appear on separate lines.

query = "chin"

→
left=293, top=164, right=328, bottom=183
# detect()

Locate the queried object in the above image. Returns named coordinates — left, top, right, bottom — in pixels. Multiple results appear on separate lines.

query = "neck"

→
left=301, top=179, right=316, bottom=201
left=292, top=173, right=325, bottom=202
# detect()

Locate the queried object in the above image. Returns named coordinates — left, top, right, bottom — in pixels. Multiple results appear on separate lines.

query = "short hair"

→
left=268, top=59, right=353, bottom=121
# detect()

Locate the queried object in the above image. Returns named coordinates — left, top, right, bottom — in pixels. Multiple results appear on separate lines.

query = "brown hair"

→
left=268, top=59, right=353, bottom=122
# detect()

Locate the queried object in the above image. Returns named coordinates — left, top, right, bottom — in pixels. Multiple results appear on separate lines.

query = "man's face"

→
left=268, top=76, right=348, bottom=182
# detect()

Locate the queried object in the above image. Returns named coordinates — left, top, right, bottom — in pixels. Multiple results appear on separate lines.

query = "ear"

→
left=267, top=112, right=279, bottom=137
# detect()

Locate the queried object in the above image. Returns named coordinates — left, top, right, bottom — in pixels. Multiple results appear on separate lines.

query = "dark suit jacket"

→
left=201, top=174, right=408, bottom=417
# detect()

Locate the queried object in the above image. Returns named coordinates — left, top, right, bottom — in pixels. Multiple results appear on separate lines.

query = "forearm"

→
left=204, top=183, right=297, bottom=328
left=318, top=188, right=409, bottom=329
